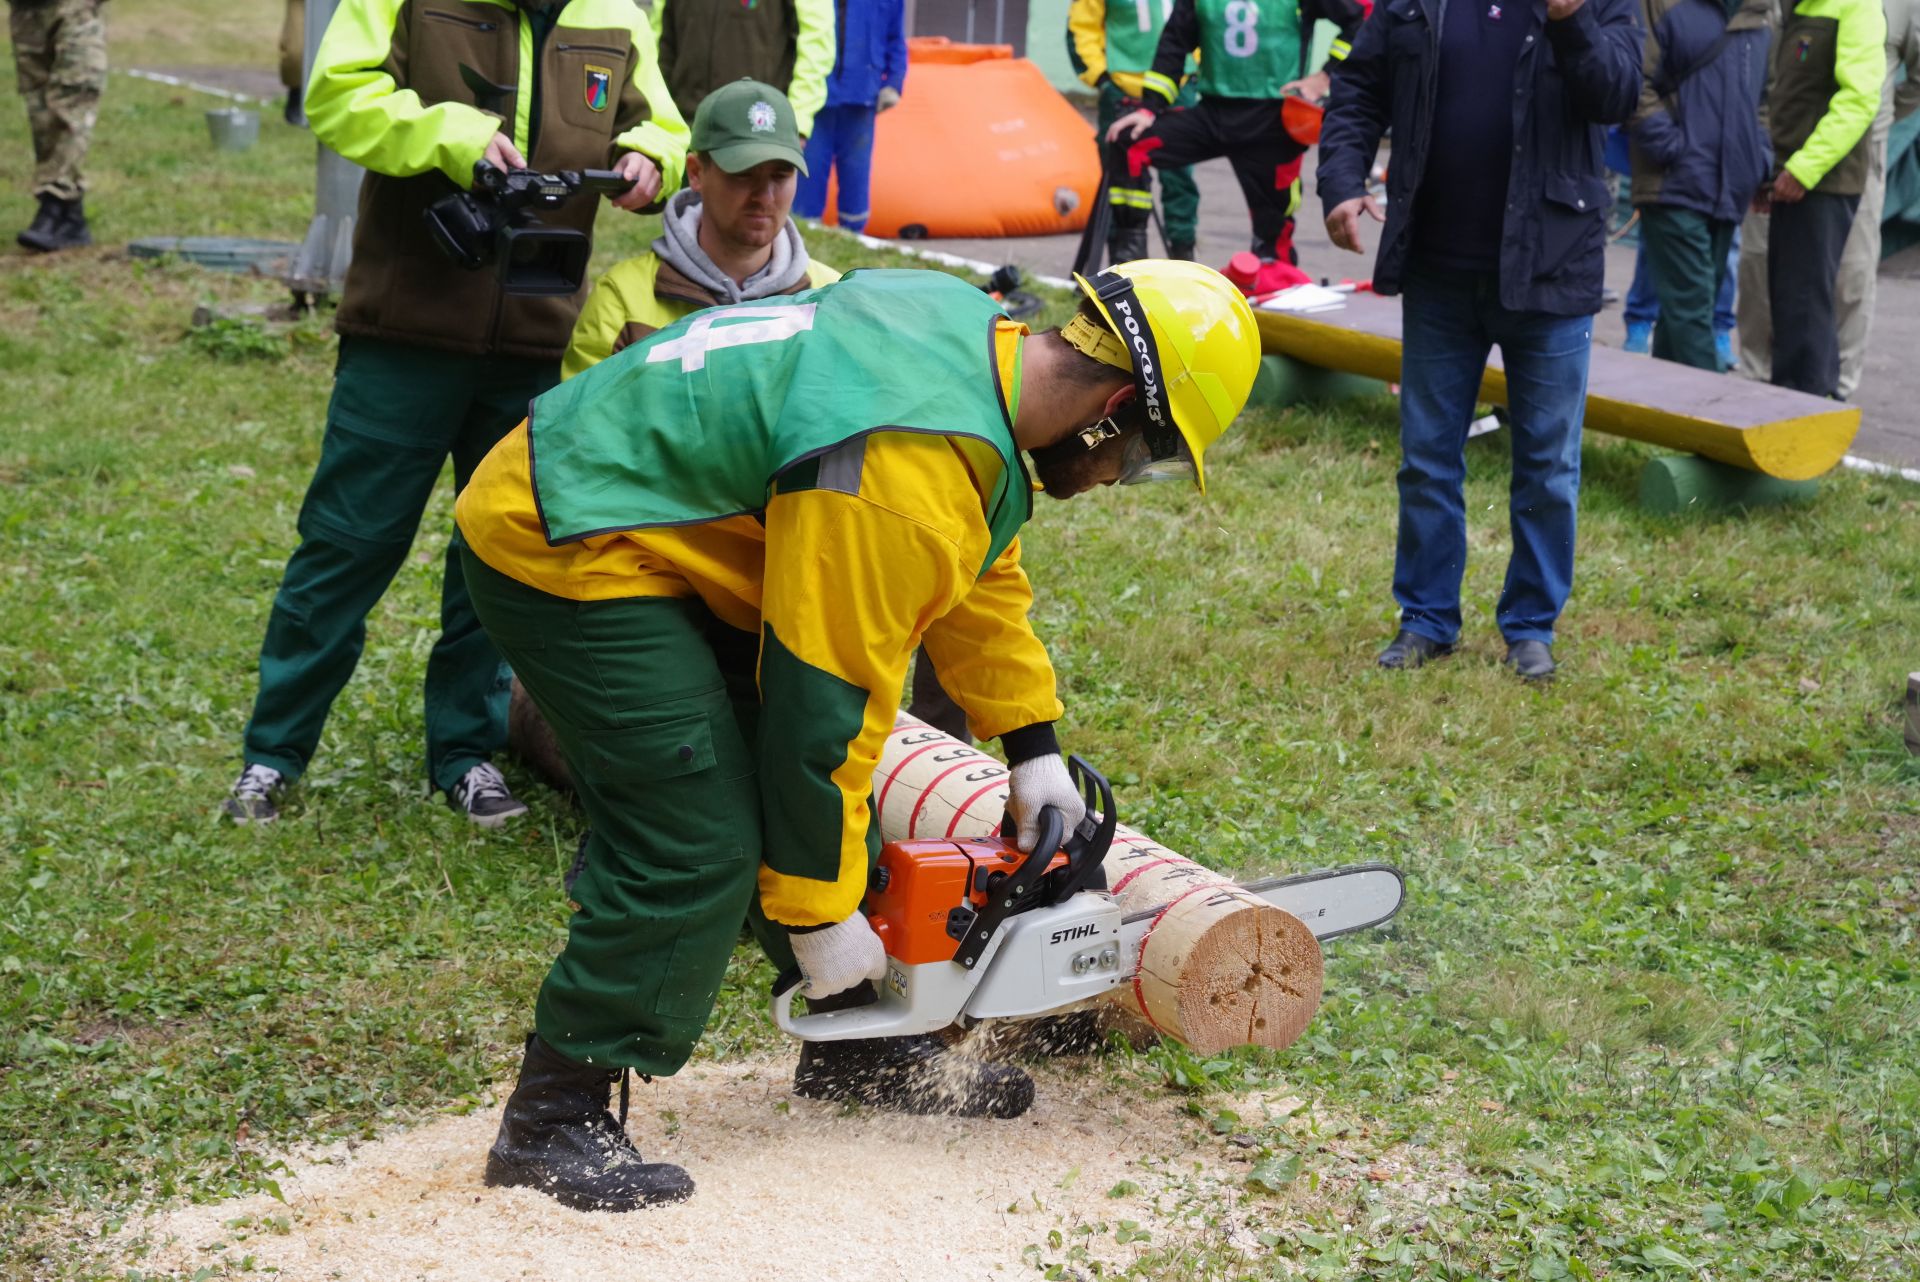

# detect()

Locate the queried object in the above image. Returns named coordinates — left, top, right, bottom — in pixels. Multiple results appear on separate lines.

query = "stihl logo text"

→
left=1050, top=922, right=1101, bottom=945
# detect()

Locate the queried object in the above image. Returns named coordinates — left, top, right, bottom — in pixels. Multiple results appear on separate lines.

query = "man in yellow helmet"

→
left=453, top=259, right=1258, bottom=1212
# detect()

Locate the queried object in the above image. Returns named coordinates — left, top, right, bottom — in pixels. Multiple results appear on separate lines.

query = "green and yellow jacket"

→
left=650, top=0, right=835, bottom=136
left=457, top=270, right=1062, bottom=927
left=307, top=0, right=690, bottom=358
left=561, top=250, right=840, bottom=378
left=1768, top=0, right=1886, bottom=193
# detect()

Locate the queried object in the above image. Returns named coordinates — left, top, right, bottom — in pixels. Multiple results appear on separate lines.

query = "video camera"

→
left=424, top=162, right=634, bottom=297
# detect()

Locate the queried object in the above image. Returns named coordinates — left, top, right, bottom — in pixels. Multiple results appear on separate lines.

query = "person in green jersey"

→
left=1107, top=0, right=1372, bottom=266
left=454, top=261, right=1263, bottom=1211
left=1068, top=0, right=1203, bottom=262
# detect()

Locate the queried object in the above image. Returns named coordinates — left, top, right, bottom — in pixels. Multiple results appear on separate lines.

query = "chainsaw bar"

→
left=1120, top=861, right=1406, bottom=944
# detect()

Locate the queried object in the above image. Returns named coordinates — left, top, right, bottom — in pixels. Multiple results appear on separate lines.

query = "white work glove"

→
left=1007, top=754, right=1088, bottom=853
left=876, top=86, right=902, bottom=112
left=789, top=913, right=889, bottom=1000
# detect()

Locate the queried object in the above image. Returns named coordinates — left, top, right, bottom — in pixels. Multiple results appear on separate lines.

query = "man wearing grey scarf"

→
left=562, top=78, right=838, bottom=376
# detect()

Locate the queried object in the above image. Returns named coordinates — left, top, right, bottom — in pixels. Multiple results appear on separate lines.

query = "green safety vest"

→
left=1107, top=0, right=1178, bottom=76
left=1194, top=0, right=1302, bottom=100
left=528, top=269, right=1032, bottom=575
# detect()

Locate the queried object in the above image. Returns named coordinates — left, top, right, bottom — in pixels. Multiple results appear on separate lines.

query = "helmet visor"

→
left=1114, top=423, right=1197, bottom=486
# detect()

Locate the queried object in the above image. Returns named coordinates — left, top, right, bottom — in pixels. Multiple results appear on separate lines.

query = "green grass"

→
left=5, top=40, right=1920, bottom=1282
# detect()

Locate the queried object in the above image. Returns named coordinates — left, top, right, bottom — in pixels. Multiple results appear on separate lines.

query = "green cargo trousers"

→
left=1641, top=204, right=1736, bottom=374
left=242, top=336, right=557, bottom=793
left=1098, top=81, right=1200, bottom=251
left=462, top=549, right=824, bottom=1074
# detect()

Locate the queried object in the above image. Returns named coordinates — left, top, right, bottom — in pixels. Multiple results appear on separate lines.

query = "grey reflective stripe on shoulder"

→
left=815, top=435, right=869, bottom=495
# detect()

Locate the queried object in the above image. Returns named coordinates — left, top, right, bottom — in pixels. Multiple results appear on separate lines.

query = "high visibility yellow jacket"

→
left=561, top=251, right=842, bottom=379
left=306, top=0, right=689, bottom=357
left=458, top=301, right=1060, bottom=926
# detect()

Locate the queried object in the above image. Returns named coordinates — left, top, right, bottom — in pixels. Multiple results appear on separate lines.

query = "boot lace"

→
left=459, top=762, right=512, bottom=804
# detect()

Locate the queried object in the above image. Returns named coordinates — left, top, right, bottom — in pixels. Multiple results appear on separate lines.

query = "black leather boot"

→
left=1106, top=220, right=1150, bottom=268
left=18, top=195, right=90, bottom=253
left=485, top=1034, right=693, bottom=1211
left=791, top=985, right=1035, bottom=1118
left=1166, top=241, right=1196, bottom=261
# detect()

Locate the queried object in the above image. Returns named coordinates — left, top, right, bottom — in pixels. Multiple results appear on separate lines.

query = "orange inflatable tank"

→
left=818, top=38, right=1101, bottom=239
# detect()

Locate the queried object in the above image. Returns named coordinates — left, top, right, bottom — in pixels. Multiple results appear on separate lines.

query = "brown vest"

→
left=656, top=0, right=800, bottom=123
left=333, top=0, right=663, bottom=359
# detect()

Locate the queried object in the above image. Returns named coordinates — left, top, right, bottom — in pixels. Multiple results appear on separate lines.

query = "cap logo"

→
left=584, top=65, right=611, bottom=112
left=748, top=101, right=778, bottom=132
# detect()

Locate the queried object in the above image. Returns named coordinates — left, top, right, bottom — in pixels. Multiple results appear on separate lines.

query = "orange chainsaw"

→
left=772, top=757, right=1405, bottom=1041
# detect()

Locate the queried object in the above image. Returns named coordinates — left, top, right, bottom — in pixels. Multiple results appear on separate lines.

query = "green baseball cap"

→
left=691, top=79, right=809, bottom=176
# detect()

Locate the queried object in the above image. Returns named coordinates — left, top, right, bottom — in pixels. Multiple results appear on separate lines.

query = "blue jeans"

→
left=1626, top=225, right=1739, bottom=330
left=1396, top=263, right=1592, bottom=645
left=794, top=103, right=878, bottom=233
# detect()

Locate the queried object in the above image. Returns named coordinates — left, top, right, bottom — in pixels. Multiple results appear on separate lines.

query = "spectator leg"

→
left=1488, top=305, right=1593, bottom=645
left=1392, top=263, right=1495, bottom=647
left=793, top=106, right=838, bottom=222
left=1769, top=191, right=1860, bottom=398
left=833, top=105, right=877, bottom=234
left=1643, top=204, right=1724, bottom=372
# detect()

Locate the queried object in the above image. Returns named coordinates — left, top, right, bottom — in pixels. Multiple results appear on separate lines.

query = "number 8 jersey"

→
left=1143, top=0, right=1370, bottom=105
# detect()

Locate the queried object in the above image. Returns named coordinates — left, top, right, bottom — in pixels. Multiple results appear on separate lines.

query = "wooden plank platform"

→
left=1256, top=293, right=1860, bottom=481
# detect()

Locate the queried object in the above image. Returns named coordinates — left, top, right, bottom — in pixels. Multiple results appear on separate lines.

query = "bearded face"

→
left=1028, top=421, right=1131, bottom=500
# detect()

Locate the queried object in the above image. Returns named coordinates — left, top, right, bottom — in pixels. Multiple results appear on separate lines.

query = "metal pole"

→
left=288, top=0, right=365, bottom=303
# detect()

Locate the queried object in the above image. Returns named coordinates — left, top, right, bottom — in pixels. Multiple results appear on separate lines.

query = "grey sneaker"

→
left=222, top=764, right=285, bottom=823
left=449, top=762, right=528, bottom=828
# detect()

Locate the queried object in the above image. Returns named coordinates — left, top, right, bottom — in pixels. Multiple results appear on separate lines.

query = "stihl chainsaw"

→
left=773, top=757, right=1404, bottom=1041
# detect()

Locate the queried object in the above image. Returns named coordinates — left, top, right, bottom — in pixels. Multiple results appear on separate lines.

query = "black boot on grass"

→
left=791, top=985, right=1035, bottom=1118
left=17, top=195, right=91, bottom=253
left=485, top=1034, right=693, bottom=1211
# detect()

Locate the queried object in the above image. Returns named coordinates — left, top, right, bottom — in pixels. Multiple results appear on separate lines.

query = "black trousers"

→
left=1107, top=96, right=1305, bottom=261
left=1768, top=190, right=1860, bottom=398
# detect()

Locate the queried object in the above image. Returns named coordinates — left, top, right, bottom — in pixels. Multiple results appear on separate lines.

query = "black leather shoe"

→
left=1504, top=639, right=1556, bottom=681
left=485, top=1034, right=693, bottom=1211
left=1376, top=629, right=1455, bottom=670
left=1166, top=241, right=1196, bottom=261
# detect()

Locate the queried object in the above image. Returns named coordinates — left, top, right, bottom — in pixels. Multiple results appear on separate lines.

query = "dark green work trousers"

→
left=1641, top=204, right=1736, bottom=373
left=462, top=549, right=811, bottom=1074
left=242, top=337, right=557, bottom=793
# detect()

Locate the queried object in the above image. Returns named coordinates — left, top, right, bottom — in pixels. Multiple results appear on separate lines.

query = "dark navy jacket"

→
left=823, top=0, right=908, bottom=108
left=1317, top=0, right=1644, bottom=316
left=1628, top=0, right=1773, bottom=221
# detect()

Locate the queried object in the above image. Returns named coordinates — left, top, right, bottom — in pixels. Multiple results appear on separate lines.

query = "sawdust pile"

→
left=115, top=1059, right=1262, bottom=1281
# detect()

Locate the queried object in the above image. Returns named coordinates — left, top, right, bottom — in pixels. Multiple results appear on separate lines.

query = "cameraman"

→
left=221, top=0, right=689, bottom=826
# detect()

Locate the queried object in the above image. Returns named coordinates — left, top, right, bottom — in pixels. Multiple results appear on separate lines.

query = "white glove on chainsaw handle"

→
left=1007, top=754, right=1088, bottom=853
left=789, top=912, right=889, bottom=1000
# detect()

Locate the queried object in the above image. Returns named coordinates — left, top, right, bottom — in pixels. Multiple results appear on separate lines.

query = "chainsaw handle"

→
left=770, top=967, right=805, bottom=1037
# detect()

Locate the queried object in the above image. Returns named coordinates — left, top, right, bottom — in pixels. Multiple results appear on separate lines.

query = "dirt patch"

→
left=108, top=1059, right=1297, bottom=1281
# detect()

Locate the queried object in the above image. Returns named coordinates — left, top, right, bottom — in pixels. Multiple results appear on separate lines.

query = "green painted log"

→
left=1638, top=453, right=1819, bottom=514
left=1246, top=352, right=1388, bottom=409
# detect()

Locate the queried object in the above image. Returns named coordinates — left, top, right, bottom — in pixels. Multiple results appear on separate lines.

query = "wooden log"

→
left=1256, top=293, right=1859, bottom=480
left=1638, top=452, right=1819, bottom=514
left=877, top=714, right=1324, bottom=1053
left=1246, top=351, right=1388, bottom=410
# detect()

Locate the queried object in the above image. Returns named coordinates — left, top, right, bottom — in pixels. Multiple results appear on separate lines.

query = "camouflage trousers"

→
left=10, top=0, right=107, bottom=200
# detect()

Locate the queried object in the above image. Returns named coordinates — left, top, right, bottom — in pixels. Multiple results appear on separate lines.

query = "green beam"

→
left=1638, top=453, right=1819, bottom=515
left=1246, top=352, right=1387, bottom=410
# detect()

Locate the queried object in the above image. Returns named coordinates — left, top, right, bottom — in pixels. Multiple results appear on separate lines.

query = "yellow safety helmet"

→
left=1066, top=259, right=1261, bottom=493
